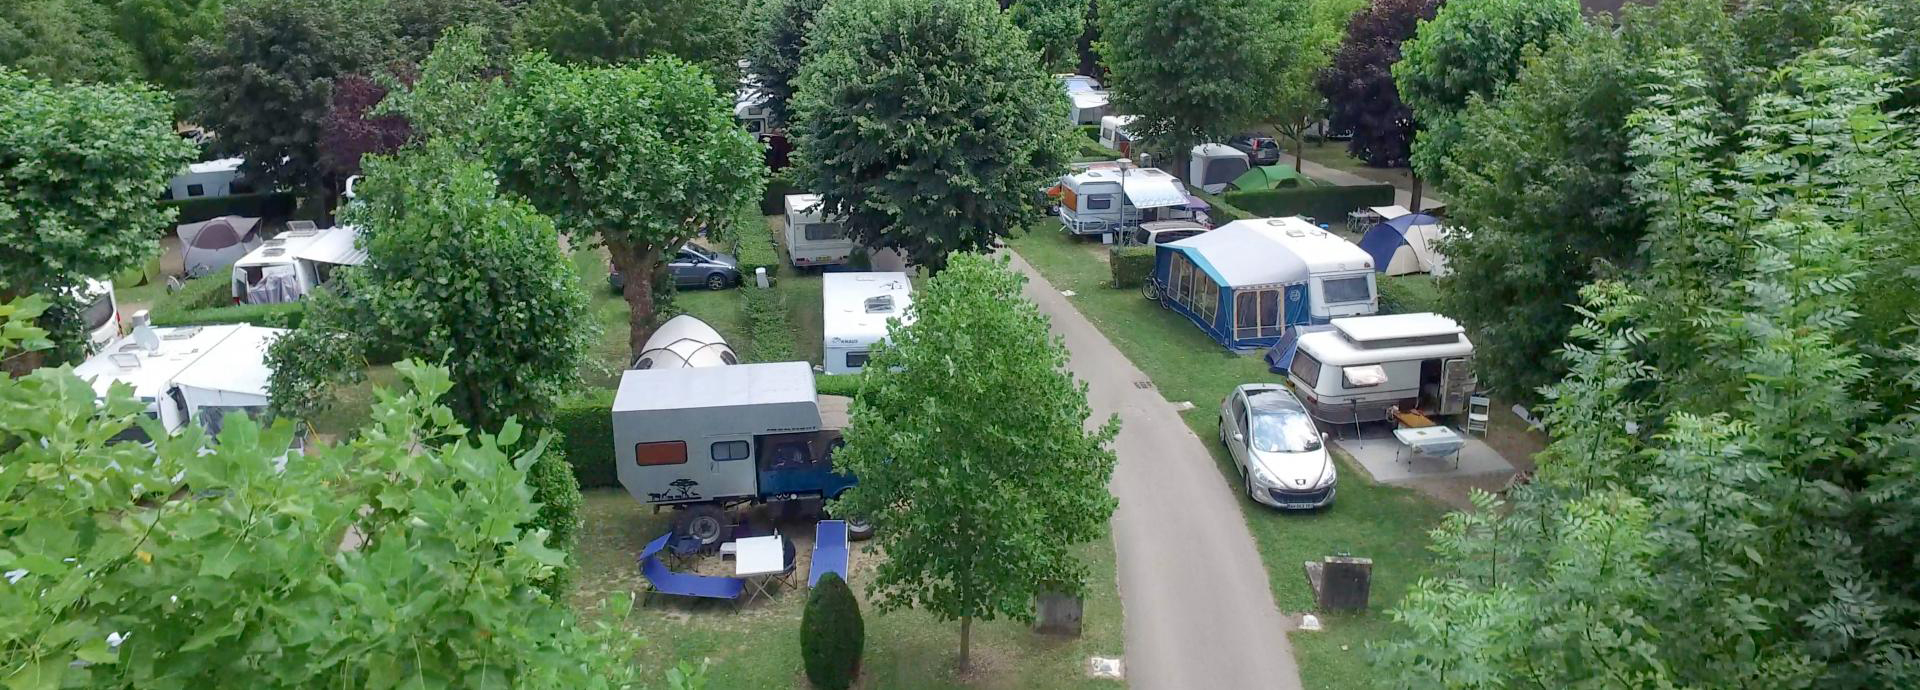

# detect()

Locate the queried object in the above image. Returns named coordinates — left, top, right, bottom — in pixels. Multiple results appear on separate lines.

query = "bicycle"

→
left=1139, top=276, right=1172, bottom=309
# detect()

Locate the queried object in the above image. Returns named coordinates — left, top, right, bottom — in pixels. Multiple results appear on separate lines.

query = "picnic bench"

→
left=638, top=533, right=745, bottom=605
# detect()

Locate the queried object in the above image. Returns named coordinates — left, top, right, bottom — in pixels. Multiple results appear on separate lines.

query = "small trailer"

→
left=783, top=194, right=857, bottom=268
left=1279, top=312, right=1476, bottom=426
left=165, top=157, right=246, bottom=200
left=612, top=361, right=869, bottom=543
left=73, top=317, right=288, bottom=442
left=1187, top=143, right=1250, bottom=194
left=822, top=272, right=913, bottom=375
left=1099, top=115, right=1138, bottom=157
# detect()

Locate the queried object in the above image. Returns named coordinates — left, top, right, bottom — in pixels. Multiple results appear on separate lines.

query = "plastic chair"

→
left=1466, top=395, right=1491, bottom=437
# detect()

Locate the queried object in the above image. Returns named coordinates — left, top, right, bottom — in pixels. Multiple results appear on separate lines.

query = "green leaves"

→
left=1099, top=0, right=1292, bottom=156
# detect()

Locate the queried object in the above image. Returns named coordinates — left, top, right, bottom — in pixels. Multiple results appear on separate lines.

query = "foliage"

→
left=1375, top=273, right=1439, bottom=315
left=760, top=168, right=803, bottom=215
left=1222, top=183, right=1395, bottom=223
left=373, top=25, right=506, bottom=156
left=188, top=0, right=394, bottom=201
left=1098, top=0, right=1288, bottom=157
left=0, top=360, right=655, bottom=688
left=269, top=145, right=593, bottom=433
left=321, top=74, right=412, bottom=178
left=110, top=0, right=226, bottom=93
left=1009, top=0, right=1085, bottom=73
left=731, top=211, right=782, bottom=280
left=813, top=372, right=865, bottom=398
left=1107, top=246, right=1154, bottom=288
left=1267, top=0, right=1367, bottom=169
left=1186, top=186, right=1254, bottom=224
left=382, top=0, right=515, bottom=59
left=0, top=296, right=55, bottom=366
left=830, top=254, right=1119, bottom=666
left=792, top=0, right=1071, bottom=272
left=550, top=391, right=619, bottom=489
left=153, top=302, right=306, bottom=329
left=1315, top=0, right=1439, bottom=167
left=0, top=68, right=193, bottom=360
left=492, top=54, right=764, bottom=356
left=525, top=445, right=585, bottom=598
left=1393, top=0, right=1580, bottom=182
left=740, top=285, right=798, bottom=363
left=160, top=191, right=299, bottom=224
left=1377, top=25, right=1920, bottom=688
left=517, top=0, right=745, bottom=79
left=800, top=572, right=866, bottom=690
left=0, top=0, right=140, bottom=84
left=744, top=0, right=828, bottom=130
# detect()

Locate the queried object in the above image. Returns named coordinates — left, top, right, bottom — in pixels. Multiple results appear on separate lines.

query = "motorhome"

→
left=1055, top=164, right=1199, bottom=241
left=72, top=317, right=287, bottom=443
left=735, top=85, right=773, bottom=139
left=1188, top=143, right=1250, bottom=194
left=230, top=224, right=368, bottom=304
left=1099, top=115, right=1138, bottom=157
left=783, top=194, right=857, bottom=268
left=165, top=157, right=246, bottom=200
left=612, top=361, right=865, bottom=543
left=1282, top=312, right=1476, bottom=425
left=1257, top=217, right=1377, bottom=321
left=1059, top=74, right=1110, bottom=125
left=822, top=272, right=913, bottom=375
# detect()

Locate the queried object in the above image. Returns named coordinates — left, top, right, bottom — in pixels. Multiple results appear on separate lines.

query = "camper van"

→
left=612, top=361, right=867, bottom=543
left=783, top=194, right=857, bottom=268
left=1055, top=164, right=1198, bottom=241
left=1258, top=217, right=1378, bottom=320
left=1188, top=143, right=1250, bottom=194
left=230, top=225, right=367, bottom=304
left=165, top=158, right=246, bottom=200
left=1099, top=115, right=1138, bottom=157
left=73, top=317, right=287, bottom=443
left=823, top=272, right=913, bottom=375
left=1059, top=74, right=1110, bottom=125
left=1282, top=313, right=1476, bottom=425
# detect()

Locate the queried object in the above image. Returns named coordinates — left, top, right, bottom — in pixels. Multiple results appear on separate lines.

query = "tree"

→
left=188, top=0, right=395, bottom=208
left=743, top=0, right=827, bottom=130
left=0, top=360, right=659, bottom=687
left=516, top=0, right=745, bottom=78
left=320, top=74, right=413, bottom=178
left=0, top=68, right=194, bottom=366
left=1099, top=0, right=1286, bottom=156
left=110, top=0, right=226, bottom=93
left=800, top=572, right=865, bottom=689
left=489, top=54, right=762, bottom=356
left=1009, top=0, right=1085, bottom=73
left=830, top=254, right=1119, bottom=669
left=1315, top=0, right=1439, bottom=168
left=792, top=0, right=1071, bottom=272
left=1267, top=0, right=1366, bottom=172
left=1393, top=0, right=1580, bottom=182
left=0, top=0, right=140, bottom=83
left=373, top=24, right=506, bottom=155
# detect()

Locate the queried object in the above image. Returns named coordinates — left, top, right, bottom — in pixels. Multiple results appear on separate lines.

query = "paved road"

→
left=1006, top=252, right=1302, bottom=689
left=1274, top=151, right=1445, bottom=212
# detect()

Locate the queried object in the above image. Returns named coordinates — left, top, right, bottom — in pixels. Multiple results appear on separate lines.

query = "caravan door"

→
left=700, top=434, right=760, bottom=499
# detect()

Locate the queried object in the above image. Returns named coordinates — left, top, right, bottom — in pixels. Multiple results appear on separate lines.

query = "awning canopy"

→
left=1121, top=170, right=1188, bottom=209
left=291, top=226, right=368, bottom=266
left=1162, top=221, right=1310, bottom=288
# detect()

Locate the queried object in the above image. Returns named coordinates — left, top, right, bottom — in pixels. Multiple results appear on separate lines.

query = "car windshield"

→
left=1249, top=394, right=1321, bottom=453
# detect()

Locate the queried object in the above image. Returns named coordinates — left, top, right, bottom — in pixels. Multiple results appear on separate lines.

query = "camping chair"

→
left=808, top=520, right=850, bottom=588
left=637, top=533, right=745, bottom=607
left=1466, top=395, right=1491, bottom=437
left=667, top=533, right=704, bottom=567
left=773, top=534, right=799, bottom=590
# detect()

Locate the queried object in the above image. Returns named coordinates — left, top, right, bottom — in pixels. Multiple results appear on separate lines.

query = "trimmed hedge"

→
left=1378, top=273, right=1442, bottom=315
left=1223, top=184, right=1396, bottom=225
left=741, top=284, right=797, bottom=363
left=1074, top=138, right=1123, bottom=161
left=524, top=444, right=584, bottom=598
left=801, top=572, right=865, bottom=690
left=1186, top=185, right=1254, bottom=224
left=760, top=169, right=802, bottom=216
left=814, top=372, right=864, bottom=398
left=149, top=273, right=306, bottom=328
left=733, top=203, right=782, bottom=281
left=553, top=390, right=618, bottom=489
left=1109, top=246, right=1154, bottom=288
left=1077, top=123, right=1101, bottom=142
left=161, top=191, right=297, bottom=225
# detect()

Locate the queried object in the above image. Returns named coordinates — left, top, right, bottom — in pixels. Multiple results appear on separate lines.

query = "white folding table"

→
left=1394, top=425, right=1465, bottom=469
left=733, top=535, right=784, bottom=604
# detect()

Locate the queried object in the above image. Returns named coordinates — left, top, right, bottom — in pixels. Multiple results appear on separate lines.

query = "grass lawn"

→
left=1006, top=228, right=1453, bottom=690
left=573, top=489, right=1124, bottom=688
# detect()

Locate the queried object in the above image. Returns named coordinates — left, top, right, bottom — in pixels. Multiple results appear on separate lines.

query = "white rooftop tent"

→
left=632, top=315, right=738, bottom=370
left=231, top=225, right=368, bottom=304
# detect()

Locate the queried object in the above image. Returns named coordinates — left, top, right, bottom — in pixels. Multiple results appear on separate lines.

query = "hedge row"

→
left=1223, top=184, right=1396, bottom=225
left=733, top=203, right=782, bottom=281
left=741, top=284, right=798, bottom=363
left=814, top=372, right=864, bottom=398
left=161, top=191, right=297, bottom=225
left=147, top=273, right=306, bottom=328
left=552, top=390, right=618, bottom=489
left=1186, top=185, right=1254, bottom=224
left=1074, top=138, right=1123, bottom=162
left=1109, top=246, right=1154, bottom=288
left=1077, top=123, right=1101, bottom=143
left=760, top=169, right=802, bottom=216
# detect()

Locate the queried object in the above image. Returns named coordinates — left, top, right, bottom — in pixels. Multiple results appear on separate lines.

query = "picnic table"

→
left=733, top=535, right=785, bottom=604
left=1393, top=425, right=1465, bottom=469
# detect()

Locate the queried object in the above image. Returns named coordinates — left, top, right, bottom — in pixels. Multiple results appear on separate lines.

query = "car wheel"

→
left=706, top=273, right=729, bottom=290
left=845, top=518, right=875, bottom=541
left=1218, top=416, right=1228, bottom=446
left=1243, top=469, right=1259, bottom=503
left=673, top=503, right=728, bottom=545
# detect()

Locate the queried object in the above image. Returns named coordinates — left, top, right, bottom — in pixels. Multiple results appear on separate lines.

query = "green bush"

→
left=1186, top=185, right=1254, bottom=224
left=1073, top=138, right=1123, bottom=161
left=760, top=168, right=802, bottom=216
left=1378, top=273, right=1441, bottom=315
left=1223, top=184, right=1397, bottom=225
left=552, top=391, right=618, bottom=489
left=800, top=572, right=865, bottom=690
left=732, top=204, right=782, bottom=281
left=1077, top=123, right=1101, bottom=142
left=151, top=273, right=231, bottom=315
left=160, top=191, right=297, bottom=225
left=741, top=285, right=797, bottom=363
left=814, top=372, right=865, bottom=398
left=1109, top=246, right=1155, bottom=288
left=524, top=443, right=584, bottom=598
left=152, top=302, right=307, bottom=329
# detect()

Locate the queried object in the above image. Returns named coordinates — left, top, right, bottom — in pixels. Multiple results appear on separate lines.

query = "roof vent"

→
left=109, top=353, right=142, bottom=369
left=162, top=327, right=201, bottom=341
left=864, top=295, right=895, bottom=314
left=1286, top=229, right=1306, bottom=237
left=265, top=238, right=285, bottom=247
left=263, top=248, right=285, bottom=257
left=286, top=220, right=318, bottom=233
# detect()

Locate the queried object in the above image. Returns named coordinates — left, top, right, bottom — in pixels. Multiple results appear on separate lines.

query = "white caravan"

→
left=165, top=157, right=245, bottom=200
left=783, top=194, right=857, bottom=268
left=822, top=272, right=913, bottom=375
left=1059, top=74, right=1110, bottom=125
left=73, top=317, right=287, bottom=442
left=1255, top=217, right=1377, bottom=320
left=230, top=224, right=368, bottom=304
left=1056, top=163, right=1197, bottom=241
left=1188, top=143, right=1250, bottom=194
left=77, top=278, right=121, bottom=353
left=1099, top=115, right=1138, bottom=158
left=1285, top=312, right=1476, bottom=425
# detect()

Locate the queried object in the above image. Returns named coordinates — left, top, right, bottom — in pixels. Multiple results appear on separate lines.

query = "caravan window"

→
left=744, top=119, right=764, bottom=134
left=1290, top=352, right=1324, bottom=389
left=845, top=351, right=870, bottom=369
left=1321, top=276, right=1372, bottom=305
left=711, top=440, right=750, bottom=461
left=803, top=223, right=845, bottom=241
left=633, top=441, right=687, bottom=466
left=1087, top=195, right=1113, bottom=210
left=1234, top=289, right=1285, bottom=339
left=186, top=184, right=206, bottom=197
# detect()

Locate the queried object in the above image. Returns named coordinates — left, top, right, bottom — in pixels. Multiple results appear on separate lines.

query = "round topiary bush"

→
left=801, top=571, right=864, bottom=689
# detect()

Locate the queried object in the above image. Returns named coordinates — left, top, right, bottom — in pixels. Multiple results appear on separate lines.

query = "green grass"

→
left=572, top=490, right=1123, bottom=688
left=1007, top=228, right=1452, bottom=690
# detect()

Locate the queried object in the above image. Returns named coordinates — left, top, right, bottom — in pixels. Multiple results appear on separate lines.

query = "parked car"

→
left=609, top=243, right=742, bottom=292
left=1218, top=383, right=1336, bottom=509
left=1129, top=220, right=1210, bottom=248
left=1227, top=133, right=1282, bottom=165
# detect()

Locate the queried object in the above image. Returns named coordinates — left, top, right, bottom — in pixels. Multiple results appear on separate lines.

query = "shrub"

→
left=552, top=391, right=618, bottom=489
left=1077, top=123, right=1101, bottom=142
left=1109, top=246, right=1155, bottom=288
left=1223, top=184, right=1397, bottom=224
left=160, top=191, right=298, bottom=224
left=732, top=203, right=782, bottom=281
left=524, top=443, right=584, bottom=598
left=814, top=373, right=865, bottom=398
left=150, top=273, right=231, bottom=315
left=1073, top=137, right=1123, bottom=161
left=150, top=274, right=308, bottom=327
left=741, top=285, right=797, bottom=363
left=801, top=572, right=865, bottom=690
left=1378, top=273, right=1441, bottom=315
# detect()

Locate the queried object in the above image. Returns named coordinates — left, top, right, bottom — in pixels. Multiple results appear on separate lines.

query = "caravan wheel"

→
left=673, top=503, right=728, bottom=545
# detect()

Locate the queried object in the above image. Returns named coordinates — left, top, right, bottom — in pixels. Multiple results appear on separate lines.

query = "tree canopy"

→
left=743, top=0, right=828, bottom=131
left=791, top=0, right=1070, bottom=271
left=1098, top=0, right=1287, bottom=156
left=110, top=0, right=227, bottom=93
left=1315, top=0, right=1439, bottom=167
left=0, top=0, right=140, bottom=84
left=516, top=0, right=745, bottom=79
left=1009, top=0, right=1086, bottom=74
left=1394, top=0, right=1580, bottom=182
left=830, top=254, right=1119, bottom=668
left=1266, top=0, right=1366, bottom=170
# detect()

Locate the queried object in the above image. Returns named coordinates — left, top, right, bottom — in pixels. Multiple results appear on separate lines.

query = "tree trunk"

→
left=607, top=239, right=662, bottom=360
left=1409, top=173, right=1425, bottom=215
left=959, top=616, right=972, bottom=671
left=1294, top=129, right=1305, bottom=173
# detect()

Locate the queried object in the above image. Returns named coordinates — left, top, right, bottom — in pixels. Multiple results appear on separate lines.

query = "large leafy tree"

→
left=320, top=74, right=413, bottom=178
left=517, top=0, right=745, bottom=78
left=0, top=361, right=659, bottom=687
left=492, top=54, right=763, bottom=356
left=0, top=68, right=194, bottom=366
left=110, top=0, right=226, bottom=93
left=792, top=0, right=1071, bottom=272
left=831, top=254, right=1119, bottom=670
left=744, top=0, right=828, bottom=130
left=1009, top=0, right=1085, bottom=73
left=1266, top=0, right=1366, bottom=172
left=1378, top=24, right=1920, bottom=687
left=1315, top=0, right=1439, bottom=168
left=1098, top=0, right=1285, bottom=156
left=0, top=0, right=140, bottom=83
left=1393, top=0, right=1580, bottom=183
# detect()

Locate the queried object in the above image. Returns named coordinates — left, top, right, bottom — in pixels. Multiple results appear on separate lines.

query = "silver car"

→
left=1219, top=384, right=1336, bottom=509
left=608, top=243, right=742, bottom=292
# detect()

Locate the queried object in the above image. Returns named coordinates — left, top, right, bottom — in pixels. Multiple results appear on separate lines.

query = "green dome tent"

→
left=1228, top=165, right=1313, bottom=191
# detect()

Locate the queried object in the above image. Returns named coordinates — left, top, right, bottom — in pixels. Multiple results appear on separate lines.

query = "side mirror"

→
left=1231, top=432, right=1244, bottom=443
left=1322, top=432, right=1330, bottom=441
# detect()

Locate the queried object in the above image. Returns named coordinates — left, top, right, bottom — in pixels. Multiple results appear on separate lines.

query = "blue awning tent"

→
left=1153, top=221, right=1313, bottom=349
left=1356, top=211, right=1445, bottom=275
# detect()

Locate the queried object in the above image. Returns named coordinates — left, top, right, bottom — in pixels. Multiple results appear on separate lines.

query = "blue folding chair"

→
left=808, top=520, right=849, bottom=588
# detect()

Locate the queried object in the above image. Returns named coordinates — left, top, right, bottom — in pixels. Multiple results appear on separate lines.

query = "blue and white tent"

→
left=1152, top=221, right=1313, bottom=349
left=1356, top=205, right=1447, bottom=276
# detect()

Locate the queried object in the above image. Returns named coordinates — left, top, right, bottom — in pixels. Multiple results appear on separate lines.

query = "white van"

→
left=1257, top=217, right=1377, bottom=320
left=822, top=272, right=913, bottom=375
left=1286, top=313, right=1476, bottom=425
left=783, top=194, right=857, bottom=268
